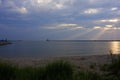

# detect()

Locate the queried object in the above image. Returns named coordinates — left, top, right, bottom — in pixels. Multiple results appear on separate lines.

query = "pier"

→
left=0, top=39, right=11, bottom=46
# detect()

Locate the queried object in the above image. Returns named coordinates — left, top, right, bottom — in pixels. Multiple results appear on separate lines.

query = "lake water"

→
left=0, top=41, right=120, bottom=57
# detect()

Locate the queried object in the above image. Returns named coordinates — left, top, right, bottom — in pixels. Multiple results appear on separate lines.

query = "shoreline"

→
left=0, top=54, right=114, bottom=68
left=1, top=54, right=120, bottom=74
left=1, top=54, right=116, bottom=80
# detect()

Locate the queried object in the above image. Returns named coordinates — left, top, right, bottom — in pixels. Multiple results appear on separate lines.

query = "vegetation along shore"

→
left=0, top=54, right=120, bottom=80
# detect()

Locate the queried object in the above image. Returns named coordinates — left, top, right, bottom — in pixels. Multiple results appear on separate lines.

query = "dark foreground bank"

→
left=0, top=54, right=120, bottom=80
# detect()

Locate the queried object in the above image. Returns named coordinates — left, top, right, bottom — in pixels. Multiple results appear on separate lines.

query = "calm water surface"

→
left=0, top=41, right=120, bottom=57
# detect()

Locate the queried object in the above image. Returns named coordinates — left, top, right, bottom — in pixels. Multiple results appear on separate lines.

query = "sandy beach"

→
left=0, top=54, right=115, bottom=72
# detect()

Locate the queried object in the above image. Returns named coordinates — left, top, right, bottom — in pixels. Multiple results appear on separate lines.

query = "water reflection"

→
left=110, top=41, right=120, bottom=54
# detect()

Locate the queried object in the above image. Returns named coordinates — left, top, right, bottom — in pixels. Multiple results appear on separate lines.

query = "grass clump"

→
left=0, top=61, right=16, bottom=80
left=15, top=67, right=36, bottom=80
left=0, top=60, right=74, bottom=80
left=74, top=71, right=102, bottom=80
left=45, top=60, right=73, bottom=80
left=100, top=52, right=120, bottom=80
left=104, top=56, right=120, bottom=80
left=0, top=59, right=105, bottom=80
left=89, top=63, right=96, bottom=69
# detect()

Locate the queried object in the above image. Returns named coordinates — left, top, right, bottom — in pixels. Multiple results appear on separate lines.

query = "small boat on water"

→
left=46, top=39, right=50, bottom=42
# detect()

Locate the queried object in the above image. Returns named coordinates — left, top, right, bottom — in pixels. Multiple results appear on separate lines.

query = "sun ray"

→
left=91, top=29, right=106, bottom=40
left=65, top=28, right=95, bottom=40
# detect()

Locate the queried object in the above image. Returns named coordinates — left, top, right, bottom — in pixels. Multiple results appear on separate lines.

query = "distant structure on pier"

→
left=46, top=38, right=50, bottom=42
left=0, top=38, right=11, bottom=46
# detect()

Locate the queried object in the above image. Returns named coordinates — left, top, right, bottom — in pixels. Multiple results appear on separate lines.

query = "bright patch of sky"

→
left=0, top=0, right=120, bottom=40
left=84, top=8, right=100, bottom=14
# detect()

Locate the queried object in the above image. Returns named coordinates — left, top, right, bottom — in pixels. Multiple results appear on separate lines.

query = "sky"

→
left=0, top=0, right=120, bottom=40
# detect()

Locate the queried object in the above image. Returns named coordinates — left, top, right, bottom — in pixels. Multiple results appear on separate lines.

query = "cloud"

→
left=0, top=0, right=28, bottom=14
left=93, top=26, right=101, bottom=29
left=58, top=23, right=78, bottom=27
left=0, top=0, right=1, bottom=4
left=93, top=25, right=120, bottom=31
left=1, top=0, right=120, bottom=40
left=44, top=23, right=84, bottom=30
left=15, top=7, right=27, bottom=14
left=21, top=0, right=74, bottom=11
left=100, top=18, right=119, bottom=23
left=53, top=3, right=65, bottom=9
left=111, top=7, right=118, bottom=11
left=83, top=8, right=100, bottom=14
